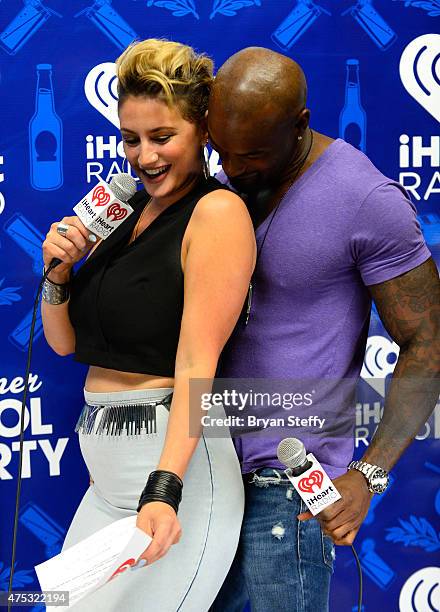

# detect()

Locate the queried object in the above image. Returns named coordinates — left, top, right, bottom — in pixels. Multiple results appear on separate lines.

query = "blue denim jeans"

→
left=211, top=468, right=335, bottom=612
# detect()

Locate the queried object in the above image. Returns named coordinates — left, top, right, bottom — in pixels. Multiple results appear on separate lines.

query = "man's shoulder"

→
left=331, top=140, right=388, bottom=179
left=312, top=139, right=399, bottom=199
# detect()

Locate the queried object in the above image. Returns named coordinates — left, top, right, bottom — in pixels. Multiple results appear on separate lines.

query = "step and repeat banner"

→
left=0, top=1, right=439, bottom=610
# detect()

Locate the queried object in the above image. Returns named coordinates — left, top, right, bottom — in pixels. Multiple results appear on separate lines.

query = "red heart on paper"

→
left=108, top=558, right=136, bottom=581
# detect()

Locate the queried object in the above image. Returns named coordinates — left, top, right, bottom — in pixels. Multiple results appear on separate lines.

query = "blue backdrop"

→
left=1, top=1, right=439, bottom=610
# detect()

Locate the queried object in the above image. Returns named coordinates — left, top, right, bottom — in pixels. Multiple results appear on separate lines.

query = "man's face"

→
left=208, top=101, right=298, bottom=196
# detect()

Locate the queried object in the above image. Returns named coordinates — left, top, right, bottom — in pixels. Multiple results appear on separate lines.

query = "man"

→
left=208, top=47, right=440, bottom=611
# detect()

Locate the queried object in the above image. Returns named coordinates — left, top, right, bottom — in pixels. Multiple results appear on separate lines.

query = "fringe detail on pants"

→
left=75, top=393, right=173, bottom=436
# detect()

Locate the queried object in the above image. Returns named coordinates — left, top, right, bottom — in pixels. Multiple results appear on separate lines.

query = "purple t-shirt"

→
left=218, top=139, right=431, bottom=478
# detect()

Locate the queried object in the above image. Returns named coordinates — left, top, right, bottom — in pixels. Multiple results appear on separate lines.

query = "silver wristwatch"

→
left=348, top=460, right=390, bottom=494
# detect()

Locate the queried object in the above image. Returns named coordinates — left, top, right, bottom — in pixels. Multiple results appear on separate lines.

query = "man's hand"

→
left=136, top=501, right=182, bottom=565
left=297, top=470, right=373, bottom=545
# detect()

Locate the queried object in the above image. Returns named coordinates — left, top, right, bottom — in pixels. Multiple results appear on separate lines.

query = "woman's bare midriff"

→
left=85, top=365, right=174, bottom=392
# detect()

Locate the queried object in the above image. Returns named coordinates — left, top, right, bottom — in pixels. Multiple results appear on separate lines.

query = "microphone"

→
left=278, top=438, right=364, bottom=611
left=277, top=437, right=341, bottom=515
left=277, top=437, right=313, bottom=476
left=48, top=173, right=137, bottom=272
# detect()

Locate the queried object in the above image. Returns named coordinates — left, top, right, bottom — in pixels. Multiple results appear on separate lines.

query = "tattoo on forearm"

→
left=364, top=258, right=440, bottom=469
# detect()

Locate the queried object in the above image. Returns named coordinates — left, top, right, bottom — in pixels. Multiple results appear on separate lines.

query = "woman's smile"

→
left=119, top=96, right=205, bottom=207
left=142, top=164, right=172, bottom=181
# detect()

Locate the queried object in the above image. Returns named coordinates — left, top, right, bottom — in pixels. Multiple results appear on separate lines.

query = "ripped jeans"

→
left=211, top=468, right=335, bottom=612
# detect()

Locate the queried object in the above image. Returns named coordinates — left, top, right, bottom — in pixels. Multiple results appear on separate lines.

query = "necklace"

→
left=245, top=129, right=314, bottom=325
left=131, top=197, right=152, bottom=243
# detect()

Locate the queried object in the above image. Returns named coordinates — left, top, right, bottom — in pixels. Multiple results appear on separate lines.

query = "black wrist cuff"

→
left=137, top=469, right=183, bottom=514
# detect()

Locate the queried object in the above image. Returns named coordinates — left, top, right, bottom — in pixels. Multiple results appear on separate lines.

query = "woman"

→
left=41, top=39, right=255, bottom=611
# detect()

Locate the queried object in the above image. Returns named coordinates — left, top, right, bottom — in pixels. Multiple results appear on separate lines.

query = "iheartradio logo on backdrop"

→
left=400, top=34, right=440, bottom=123
left=83, top=62, right=129, bottom=184
left=361, top=335, right=399, bottom=398
left=85, top=62, right=119, bottom=128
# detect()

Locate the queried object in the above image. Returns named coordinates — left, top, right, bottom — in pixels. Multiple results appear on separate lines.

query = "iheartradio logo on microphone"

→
left=285, top=454, right=341, bottom=515
left=298, top=470, right=324, bottom=493
left=92, top=185, right=111, bottom=207
left=73, top=179, right=133, bottom=240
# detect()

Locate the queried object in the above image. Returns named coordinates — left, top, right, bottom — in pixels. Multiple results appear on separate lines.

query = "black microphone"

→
left=47, top=173, right=137, bottom=272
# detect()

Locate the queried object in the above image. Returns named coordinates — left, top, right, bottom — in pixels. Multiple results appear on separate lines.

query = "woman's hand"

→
left=136, top=501, right=182, bottom=565
left=42, top=215, right=97, bottom=284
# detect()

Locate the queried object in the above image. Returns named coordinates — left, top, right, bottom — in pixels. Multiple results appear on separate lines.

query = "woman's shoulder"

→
left=195, top=177, right=248, bottom=217
left=186, top=181, right=254, bottom=250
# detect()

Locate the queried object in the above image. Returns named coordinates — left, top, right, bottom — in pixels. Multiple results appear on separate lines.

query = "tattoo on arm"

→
left=363, top=258, right=440, bottom=469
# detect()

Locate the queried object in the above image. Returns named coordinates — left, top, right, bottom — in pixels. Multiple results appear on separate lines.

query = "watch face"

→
left=371, top=468, right=389, bottom=494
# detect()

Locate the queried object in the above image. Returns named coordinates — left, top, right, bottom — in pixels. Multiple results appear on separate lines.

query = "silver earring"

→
left=298, top=136, right=303, bottom=141
left=202, top=145, right=210, bottom=179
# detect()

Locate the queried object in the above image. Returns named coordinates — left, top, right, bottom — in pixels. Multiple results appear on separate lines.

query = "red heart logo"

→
left=92, top=185, right=111, bottom=207
left=298, top=470, right=324, bottom=493
left=107, top=202, right=128, bottom=222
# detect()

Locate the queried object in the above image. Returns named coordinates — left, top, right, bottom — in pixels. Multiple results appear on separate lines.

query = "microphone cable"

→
left=7, top=279, right=364, bottom=612
left=7, top=260, right=59, bottom=612
left=277, top=437, right=364, bottom=611
left=7, top=175, right=138, bottom=608
left=351, top=543, right=363, bottom=612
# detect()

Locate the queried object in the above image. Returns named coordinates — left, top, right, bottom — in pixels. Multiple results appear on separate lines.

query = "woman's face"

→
left=119, top=95, right=206, bottom=206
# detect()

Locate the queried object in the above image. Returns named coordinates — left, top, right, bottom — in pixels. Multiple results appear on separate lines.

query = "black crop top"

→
left=69, top=176, right=228, bottom=376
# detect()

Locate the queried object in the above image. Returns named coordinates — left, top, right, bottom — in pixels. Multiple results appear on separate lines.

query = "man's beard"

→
left=229, top=174, right=262, bottom=196
left=232, top=183, right=275, bottom=227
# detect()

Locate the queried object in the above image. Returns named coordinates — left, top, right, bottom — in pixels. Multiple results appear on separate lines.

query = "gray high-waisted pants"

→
left=61, top=387, right=244, bottom=611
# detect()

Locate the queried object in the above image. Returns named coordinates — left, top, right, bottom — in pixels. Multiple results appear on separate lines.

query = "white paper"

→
left=35, top=515, right=151, bottom=610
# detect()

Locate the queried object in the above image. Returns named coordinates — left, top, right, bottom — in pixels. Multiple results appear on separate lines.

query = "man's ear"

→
left=297, top=108, right=311, bottom=136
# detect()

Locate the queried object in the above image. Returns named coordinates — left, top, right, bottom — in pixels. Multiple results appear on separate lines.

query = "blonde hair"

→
left=116, top=39, right=213, bottom=123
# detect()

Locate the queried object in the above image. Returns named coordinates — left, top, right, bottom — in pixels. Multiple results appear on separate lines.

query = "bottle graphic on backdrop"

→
left=4, top=212, right=45, bottom=350
left=339, top=59, right=366, bottom=153
left=342, top=0, right=396, bottom=51
left=29, top=64, right=63, bottom=190
left=272, top=0, right=331, bottom=51
left=75, top=0, right=137, bottom=51
left=0, top=0, right=62, bottom=56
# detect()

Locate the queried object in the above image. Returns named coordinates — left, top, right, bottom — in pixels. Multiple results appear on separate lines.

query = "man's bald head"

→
left=210, top=47, right=307, bottom=123
left=208, top=47, right=311, bottom=198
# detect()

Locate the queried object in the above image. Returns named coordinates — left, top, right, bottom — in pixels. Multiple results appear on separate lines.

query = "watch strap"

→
left=349, top=460, right=375, bottom=478
left=348, top=460, right=388, bottom=493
